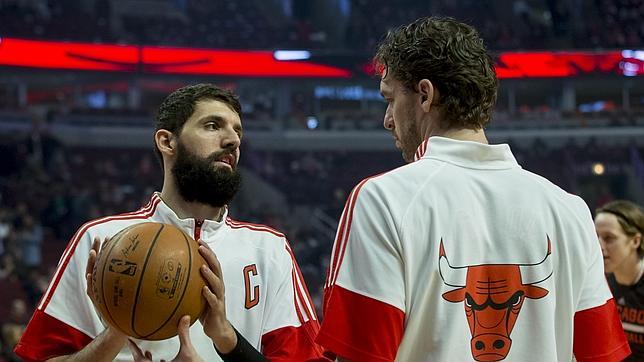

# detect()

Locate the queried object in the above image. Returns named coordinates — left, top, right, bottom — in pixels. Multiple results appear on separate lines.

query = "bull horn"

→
left=438, top=239, right=467, bottom=288
left=519, top=235, right=553, bottom=285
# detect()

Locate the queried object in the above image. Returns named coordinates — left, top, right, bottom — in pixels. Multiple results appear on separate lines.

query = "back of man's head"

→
left=375, top=17, right=498, bottom=130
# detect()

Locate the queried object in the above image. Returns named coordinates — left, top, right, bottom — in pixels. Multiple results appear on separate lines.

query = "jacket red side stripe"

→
left=327, top=180, right=364, bottom=287
left=325, top=196, right=352, bottom=289
left=291, top=260, right=312, bottom=322
left=328, top=178, right=371, bottom=286
left=291, top=270, right=307, bottom=324
left=225, top=218, right=285, bottom=238
left=39, top=195, right=161, bottom=310
left=285, top=242, right=317, bottom=321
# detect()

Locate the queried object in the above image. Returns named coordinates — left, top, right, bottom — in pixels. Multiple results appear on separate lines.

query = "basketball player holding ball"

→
left=15, top=84, right=326, bottom=361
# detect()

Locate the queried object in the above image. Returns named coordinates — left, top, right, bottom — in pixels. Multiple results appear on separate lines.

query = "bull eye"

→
left=465, top=294, right=474, bottom=308
left=510, top=293, right=522, bottom=307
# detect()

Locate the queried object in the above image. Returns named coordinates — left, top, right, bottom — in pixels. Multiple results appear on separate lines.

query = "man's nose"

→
left=383, top=108, right=394, bottom=130
left=222, top=129, right=241, bottom=149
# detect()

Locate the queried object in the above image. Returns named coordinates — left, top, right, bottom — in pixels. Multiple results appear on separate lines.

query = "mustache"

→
left=205, top=148, right=236, bottom=163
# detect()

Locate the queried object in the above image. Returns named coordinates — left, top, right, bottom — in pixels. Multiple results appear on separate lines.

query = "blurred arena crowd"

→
left=0, top=0, right=643, bottom=360
left=0, top=0, right=643, bottom=50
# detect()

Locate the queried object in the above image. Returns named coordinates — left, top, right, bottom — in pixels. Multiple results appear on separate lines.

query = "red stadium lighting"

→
left=141, top=46, right=350, bottom=77
left=0, top=37, right=138, bottom=71
left=0, top=37, right=642, bottom=78
left=0, top=37, right=351, bottom=78
left=494, top=51, right=628, bottom=78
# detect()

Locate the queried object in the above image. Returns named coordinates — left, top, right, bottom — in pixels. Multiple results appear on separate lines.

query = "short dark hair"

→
left=597, top=200, right=644, bottom=257
left=375, top=17, right=498, bottom=130
left=154, top=83, right=242, bottom=167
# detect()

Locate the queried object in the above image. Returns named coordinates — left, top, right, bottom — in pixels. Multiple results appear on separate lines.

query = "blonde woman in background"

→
left=596, top=200, right=644, bottom=361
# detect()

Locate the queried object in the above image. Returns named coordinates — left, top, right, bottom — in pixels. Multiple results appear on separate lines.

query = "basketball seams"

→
left=140, top=230, right=195, bottom=339
left=39, top=195, right=161, bottom=311
left=131, top=223, right=165, bottom=338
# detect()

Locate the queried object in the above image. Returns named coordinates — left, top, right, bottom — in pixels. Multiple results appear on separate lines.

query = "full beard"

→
left=171, top=141, right=241, bottom=208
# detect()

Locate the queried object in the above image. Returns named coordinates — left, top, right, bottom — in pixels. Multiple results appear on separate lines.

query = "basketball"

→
left=91, top=222, right=206, bottom=340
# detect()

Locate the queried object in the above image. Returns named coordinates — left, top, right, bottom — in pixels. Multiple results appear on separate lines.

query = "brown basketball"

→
left=92, top=222, right=207, bottom=340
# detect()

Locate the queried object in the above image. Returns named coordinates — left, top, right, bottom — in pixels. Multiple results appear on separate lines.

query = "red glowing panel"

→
left=142, top=47, right=351, bottom=77
left=0, top=38, right=138, bottom=71
left=0, top=37, right=641, bottom=78
left=495, top=51, right=627, bottom=78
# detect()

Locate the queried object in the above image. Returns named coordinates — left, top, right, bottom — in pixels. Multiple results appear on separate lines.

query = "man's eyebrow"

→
left=199, top=115, right=225, bottom=123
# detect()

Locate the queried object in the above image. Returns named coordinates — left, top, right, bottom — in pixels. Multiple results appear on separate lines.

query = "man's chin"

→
left=402, top=151, right=414, bottom=163
left=211, top=164, right=236, bottom=174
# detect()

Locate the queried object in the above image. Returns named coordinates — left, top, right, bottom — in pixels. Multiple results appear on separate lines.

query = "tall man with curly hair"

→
left=316, top=17, right=630, bottom=361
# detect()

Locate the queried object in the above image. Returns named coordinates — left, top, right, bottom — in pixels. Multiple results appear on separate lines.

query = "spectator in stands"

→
left=0, top=254, right=16, bottom=281
left=1, top=298, right=27, bottom=362
left=595, top=200, right=644, bottom=360
left=15, top=215, right=43, bottom=269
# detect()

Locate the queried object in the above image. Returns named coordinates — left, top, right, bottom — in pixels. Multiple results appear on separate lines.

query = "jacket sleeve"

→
left=572, top=202, right=630, bottom=362
left=15, top=225, right=103, bottom=361
left=259, top=238, right=327, bottom=361
left=317, top=179, right=405, bottom=362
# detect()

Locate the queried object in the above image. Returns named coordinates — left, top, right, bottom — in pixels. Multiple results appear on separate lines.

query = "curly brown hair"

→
left=375, top=17, right=498, bottom=130
left=153, top=83, right=242, bottom=168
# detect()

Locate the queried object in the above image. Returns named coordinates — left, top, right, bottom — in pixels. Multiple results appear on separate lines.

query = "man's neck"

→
left=159, top=185, right=225, bottom=222
left=437, top=128, right=489, bottom=144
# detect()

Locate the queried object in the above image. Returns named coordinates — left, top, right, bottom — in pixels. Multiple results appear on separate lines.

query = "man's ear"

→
left=418, top=79, right=435, bottom=112
left=155, top=129, right=176, bottom=157
left=632, top=233, right=642, bottom=251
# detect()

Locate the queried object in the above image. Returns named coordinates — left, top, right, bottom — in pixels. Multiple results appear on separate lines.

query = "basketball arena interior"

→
left=0, top=0, right=643, bottom=360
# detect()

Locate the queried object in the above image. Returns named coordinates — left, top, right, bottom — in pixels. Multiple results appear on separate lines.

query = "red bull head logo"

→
left=439, top=237, right=553, bottom=361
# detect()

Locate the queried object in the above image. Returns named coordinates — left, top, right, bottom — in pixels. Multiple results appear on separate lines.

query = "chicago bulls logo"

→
left=439, top=237, right=553, bottom=362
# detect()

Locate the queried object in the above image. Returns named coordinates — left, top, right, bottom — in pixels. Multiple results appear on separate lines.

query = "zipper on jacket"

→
left=194, top=219, right=203, bottom=241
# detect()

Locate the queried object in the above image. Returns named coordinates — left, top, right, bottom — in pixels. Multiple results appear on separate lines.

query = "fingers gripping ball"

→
left=92, top=222, right=207, bottom=340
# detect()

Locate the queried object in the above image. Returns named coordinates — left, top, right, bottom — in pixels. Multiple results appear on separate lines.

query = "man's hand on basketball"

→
left=197, top=240, right=238, bottom=353
left=128, top=315, right=204, bottom=362
left=85, top=237, right=103, bottom=307
left=85, top=236, right=127, bottom=340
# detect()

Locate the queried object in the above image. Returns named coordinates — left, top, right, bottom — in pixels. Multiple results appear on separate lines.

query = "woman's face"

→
left=595, top=212, right=640, bottom=273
